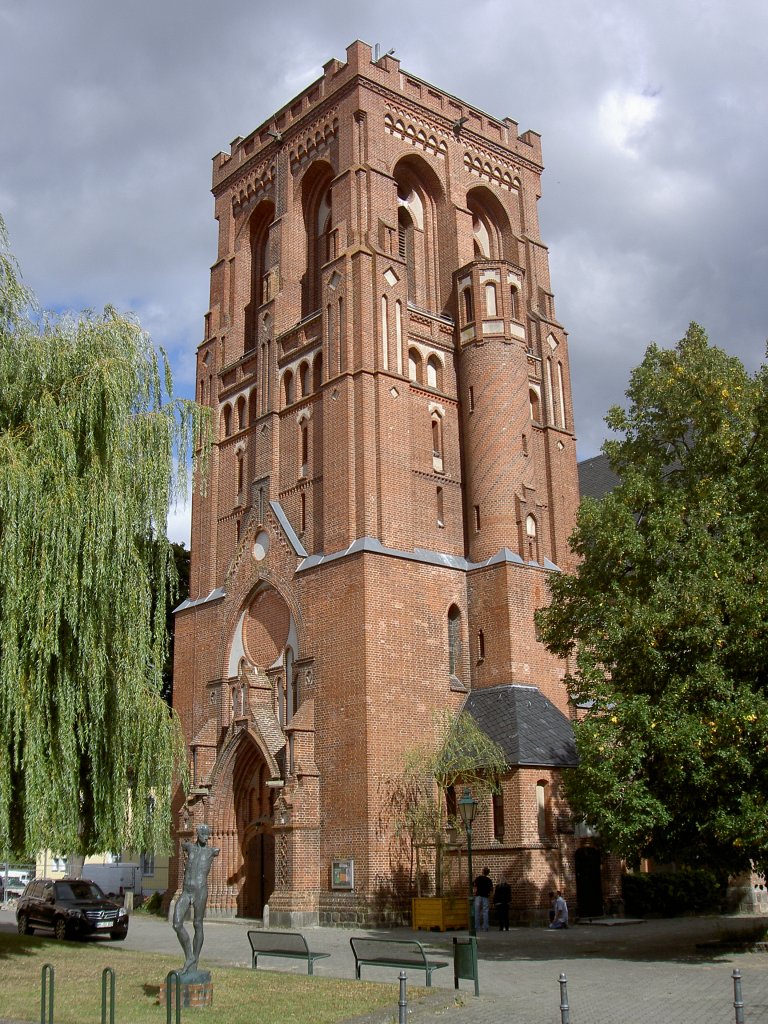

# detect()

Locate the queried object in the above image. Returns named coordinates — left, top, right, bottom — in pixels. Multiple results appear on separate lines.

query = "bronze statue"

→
left=173, top=823, right=220, bottom=976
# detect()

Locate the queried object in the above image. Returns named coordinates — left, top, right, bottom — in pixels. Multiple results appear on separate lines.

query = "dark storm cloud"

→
left=2, top=0, right=766, bottom=538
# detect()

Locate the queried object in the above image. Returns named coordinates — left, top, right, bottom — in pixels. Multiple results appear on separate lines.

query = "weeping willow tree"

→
left=0, top=218, right=209, bottom=859
left=394, top=710, right=507, bottom=896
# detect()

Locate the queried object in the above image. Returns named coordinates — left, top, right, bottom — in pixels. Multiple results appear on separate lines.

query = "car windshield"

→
left=54, top=881, right=105, bottom=901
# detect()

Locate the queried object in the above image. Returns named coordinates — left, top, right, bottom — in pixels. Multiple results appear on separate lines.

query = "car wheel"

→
left=17, top=914, right=33, bottom=935
left=111, top=931, right=127, bottom=941
left=54, top=917, right=69, bottom=941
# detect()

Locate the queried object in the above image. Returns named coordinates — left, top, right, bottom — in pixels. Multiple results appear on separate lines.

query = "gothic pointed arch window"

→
left=467, top=188, right=516, bottom=264
left=285, top=646, right=296, bottom=722
left=462, top=287, right=474, bottom=324
left=393, top=156, right=445, bottom=312
left=313, top=351, right=323, bottom=391
left=484, top=282, right=498, bottom=317
left=236, top=395, right=247, bottom=431
left=301, top=162, right=334, bottom=318
left=536, top=779, right=552, bottom=839
left=509, top=284, right=521, bottom=321
left=472, top=212, right=491, bottom=258
left=526, top=513, right=539, bottom=563
left=426, top=354, right=442, bottom=390
left=244, top=200, right=275, bottom=352
left=283, top=369, right=295, bottom=407
left=221, top=404, right=232, bottom=438
left=299, top=361, right=310, bottom=399
left=447, top=604, right=462, bottom=680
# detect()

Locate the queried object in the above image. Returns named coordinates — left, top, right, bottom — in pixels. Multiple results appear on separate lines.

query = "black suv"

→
left=16, top=879, right=129, bottom=941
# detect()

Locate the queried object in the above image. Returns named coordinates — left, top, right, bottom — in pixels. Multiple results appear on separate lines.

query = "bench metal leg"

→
left=308, top=960, right=313, bottom=976
left=425, top=970, right=432, bottom=987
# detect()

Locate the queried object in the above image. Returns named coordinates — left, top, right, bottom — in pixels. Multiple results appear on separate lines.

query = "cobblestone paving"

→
left=2, top=908, right=766, bottom=1024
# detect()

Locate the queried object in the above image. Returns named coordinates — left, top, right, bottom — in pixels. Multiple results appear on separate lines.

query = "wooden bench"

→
left=247, top=930, right=331, bottom=975
left=349, top=936, right=448, bottom=987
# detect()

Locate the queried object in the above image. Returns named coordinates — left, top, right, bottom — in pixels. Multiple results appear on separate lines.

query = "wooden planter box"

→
left=411, top=896, right=468, bottom=931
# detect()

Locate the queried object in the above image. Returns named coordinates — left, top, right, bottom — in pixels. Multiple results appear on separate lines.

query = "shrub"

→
left=621, top=868, right=723, bottom=917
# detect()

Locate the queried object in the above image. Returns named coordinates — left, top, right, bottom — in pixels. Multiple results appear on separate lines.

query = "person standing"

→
left=474, top=866, right=493, bottom=932
left=548, top=890, right=569, bottom=929
left=493, top=873, right=512, bottom=931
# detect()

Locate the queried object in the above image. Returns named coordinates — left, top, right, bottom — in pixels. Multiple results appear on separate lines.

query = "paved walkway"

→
left=2, top=908, right=767, bottom=1023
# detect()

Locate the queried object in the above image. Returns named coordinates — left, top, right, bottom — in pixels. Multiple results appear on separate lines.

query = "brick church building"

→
left=172, top=40, right=607, bottom=925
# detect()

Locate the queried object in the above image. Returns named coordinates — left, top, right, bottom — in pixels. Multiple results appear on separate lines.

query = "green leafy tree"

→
left=0, top=218, right=208, bottom=859
left=389, top=710, right=506, bottom=895
left=537, top=324, right=768, bottom=875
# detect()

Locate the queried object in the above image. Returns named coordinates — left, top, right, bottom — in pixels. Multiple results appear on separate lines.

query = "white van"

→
left=2, top=869, right=32, bottom=896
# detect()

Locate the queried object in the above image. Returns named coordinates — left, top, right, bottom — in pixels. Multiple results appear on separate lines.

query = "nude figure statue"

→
left=172, top=823, right=220, bottom=975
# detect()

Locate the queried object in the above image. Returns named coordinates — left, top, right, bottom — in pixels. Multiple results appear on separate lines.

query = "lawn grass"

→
left=0, top=932, right=430, bottom=1023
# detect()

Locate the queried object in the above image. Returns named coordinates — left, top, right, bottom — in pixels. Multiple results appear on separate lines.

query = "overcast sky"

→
left=2, top=0, right=766, bottom=544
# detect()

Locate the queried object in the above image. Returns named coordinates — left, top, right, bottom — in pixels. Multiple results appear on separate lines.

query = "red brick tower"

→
left=172, top=41, right=590, bottom=926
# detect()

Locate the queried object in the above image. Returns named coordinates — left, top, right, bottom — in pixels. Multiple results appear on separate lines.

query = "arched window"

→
left=236, top=452, right=244, bottom=496
left=244, top=201, right=275, bottom=352
left=529, top=388, right=540, bottom=422
left=408, top=348, right=422, bottom=383
left=448, top=605, right=462, bottom=679
left=510, top=285, right=520, bottom=321
left=467, top=188, right=515, bottom=263
left=536, top=780, right=551, bottom=839
left=394, top=157, right=444, bottom=311
left=398, top=206, right=416, bottom=296
left=485, top=282, right=498, bottom=317
left=313, top=351, right=323, bottom=391
left=431, top=412, right=444, bottom=472
left=300, top=422, right=309, bottom=475
left=472, top=212, right=491, bottom=258
left=493, top=790, right=505, bottom=842
left=249, top=389, right=259, bottom=425
left=526, top=514, right=539, bottom=562
left=221, top=404, right=232, bottom=438
left=299, top=361, right=310, bottom=399
left=426, top=355, right=441, bottom=390
left=236, top=396, right=247, bottom=431
left=301, top=163, right=334, bottom=318
left=436, top=486, right=444, bottom=528
left=462, top=288, right=474, bottom=324
left=283, top=370, right=294, bottom=407
left=477, top=629, right=485, bottom=662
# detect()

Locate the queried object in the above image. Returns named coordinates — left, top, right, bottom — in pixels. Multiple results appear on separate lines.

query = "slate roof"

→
left=463, top=685, right=578, bottom=768
left=578, top=453, right=620, bottom=500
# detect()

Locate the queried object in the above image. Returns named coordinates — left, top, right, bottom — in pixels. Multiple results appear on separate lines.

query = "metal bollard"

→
left=101, top=967, right=115, bottom=1024
left=166, top=970, right=181, bottom=1024
left=732, top=968, right=744, bottom=1024
left=398, top=970, right=408, bottom=1024
left=558, top=972, right=570, bottom=1024
left=40, top=963, right=54, bottom=1024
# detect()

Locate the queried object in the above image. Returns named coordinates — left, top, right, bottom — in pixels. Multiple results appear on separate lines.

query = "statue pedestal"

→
left=159, top=970, right=213, bottom=1009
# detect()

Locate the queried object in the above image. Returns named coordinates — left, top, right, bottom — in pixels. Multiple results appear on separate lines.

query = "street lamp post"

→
left=458, top=787, right=478, bottom=937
